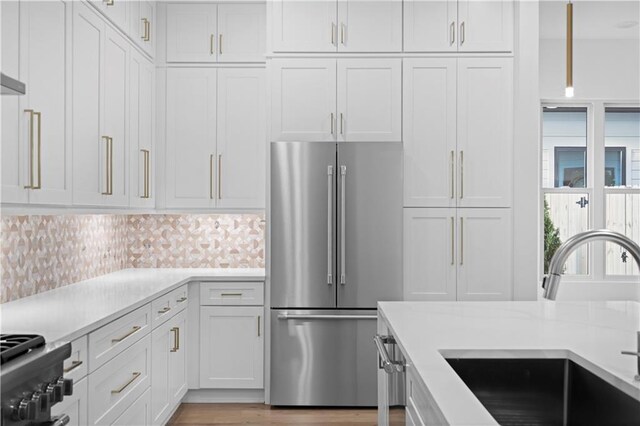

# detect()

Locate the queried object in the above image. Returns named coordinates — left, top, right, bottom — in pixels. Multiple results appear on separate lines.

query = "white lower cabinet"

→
left=151, top=309, right=187, bottom=426
left=404, top=208, right=512, bottom=301
left=199, top=306, right=264, bottom=389
left=51, top=377, right=88, bottom=426
left=113, top=388, right=151, bottom=426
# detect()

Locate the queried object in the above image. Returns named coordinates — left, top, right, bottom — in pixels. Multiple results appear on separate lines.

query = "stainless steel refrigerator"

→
left=270, top=141, right=403, bottom=406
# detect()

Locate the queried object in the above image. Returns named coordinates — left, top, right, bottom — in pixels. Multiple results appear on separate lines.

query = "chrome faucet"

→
left=542, top=229, right=640, bottom=300
left=621, top=331, right=640, bottom=381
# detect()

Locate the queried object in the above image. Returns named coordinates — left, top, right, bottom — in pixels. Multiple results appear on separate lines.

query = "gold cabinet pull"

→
left=257, top=315, right=261, bottom=337
left=330, top=112, right=334, bottom=135
left=450, top=150, right=455, bottom=199
left=63, top=360, right=83, bottom=374
left=140, top=149, right=150, bottom=198
left=105, top=0, right=114, bottom=6
left=340, top=23, right=345, bottom=45
left=141, top=18, right=150, bottom=41
left=331, top=23, right=336, bottom=45
left=340, top=113, right=344, bottom=135
left=24, top=109, right=35, bottom=189
left=219, top=34, right=223, bottom=54
left=460, top=21, right=465, bottom=45
left=459, top=217, right=464, bottom=266
left=101, top=136, right=112, bottom=195
left=210, top=34, right=215, bottom=55
left=157, top=306, right=171, bottom=314
left=217, top=153, right=222, bottom=199
left=111, top=325, right=141, bottom=343
left=221, top=293, right=242, bottom=297
left=170, top=327, right=179, bottom=352
left=450, top=21, right=455, bottom=46
left=33, top=111, right=41, bottom=189
left=111, top=372, right=141, bottom=394
left=209, top=154, right=214, bottom=199
left=450, top=217, right=455, bottom=265
left=459, top=150, right=464, bottom=199
left=176, top=296, right=187, bottom=303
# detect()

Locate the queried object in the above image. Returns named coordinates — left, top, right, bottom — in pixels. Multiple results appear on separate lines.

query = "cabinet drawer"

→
left=63, top=335, right=88, bottom=382
left=112, top=387, right=151, bottom=426
left=89, top=304, right=151, bottom=372
left=200, top=282, right=263, bottom=306
left=88, top=335, right=151, bottom=426
left=406, top=364, right=445, bottom=425
left=151, top=285, right=188, bottom=328
left=51, top=376, right=88, bottom=426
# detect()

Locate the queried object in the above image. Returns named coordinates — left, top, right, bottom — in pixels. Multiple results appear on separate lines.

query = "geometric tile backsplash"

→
left=0, top=213, right=265, bottom=303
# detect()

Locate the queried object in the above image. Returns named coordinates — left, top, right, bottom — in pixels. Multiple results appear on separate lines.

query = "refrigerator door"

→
left=270, top=309, right=378, bottom=406
left=337, top=142, right=403, bottom=308
left=270, top=142, right=337, bottom=308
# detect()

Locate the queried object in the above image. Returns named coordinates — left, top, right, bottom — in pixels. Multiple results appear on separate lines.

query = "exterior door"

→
left=336, top=0, right=402, bottom=52
left=404, top=0, right=457, bottom=52
left=166, top=3, right=217, bottom=63
left=270, top=59, right=337, bottom=142
left=403, top=208, right=457, bottom=301
left=217, top=3, right=266, bottom=63
left=270, top=142, right=337, bottom=309
left=337, top=59, right=401, bottom=142
left=403, top=58, right=457, bottom=207
left=165, top=68, right=217, bottom=208
left=457, top=208, right=512, bottom=300
left=72, top=2, right=104, bottom=206
left=272, top=0, right=337, bottom=52
left=457, top=0, right=513, bottom=52
left=337, top=143, right=403, bottom=308
left=457, top=58, right=513, bottom=208
left=22, top=0, right=71, bottom=205
left=216, top=68, right=266, bottom=209
left=199, top=306, right=263, bottom=389
left=103, top=26, right=129, bottom=207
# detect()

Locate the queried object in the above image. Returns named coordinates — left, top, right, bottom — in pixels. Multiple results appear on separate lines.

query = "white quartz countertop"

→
left=378, top=300, right=640, bottom=426
left=0, top=268, right=265, bottom=343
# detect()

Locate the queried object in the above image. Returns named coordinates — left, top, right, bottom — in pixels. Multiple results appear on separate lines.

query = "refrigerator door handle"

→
left=277, top=313, right=377, bottom=320
left=340, top=165, right=347, bottom=284
left=327, top=165, right=334, bottom=284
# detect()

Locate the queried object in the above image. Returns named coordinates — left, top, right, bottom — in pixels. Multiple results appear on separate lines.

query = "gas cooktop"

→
left=0, top=334, right=46, bottom=365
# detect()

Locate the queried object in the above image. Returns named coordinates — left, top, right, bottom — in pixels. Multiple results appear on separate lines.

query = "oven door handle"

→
left=374, top=334, right=404, bottom=374
left=44, top=414, right=70, bottom=426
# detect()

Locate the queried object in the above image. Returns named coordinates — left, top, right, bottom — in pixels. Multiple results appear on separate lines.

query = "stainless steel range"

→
left=0, top=335, right=73, bottom=426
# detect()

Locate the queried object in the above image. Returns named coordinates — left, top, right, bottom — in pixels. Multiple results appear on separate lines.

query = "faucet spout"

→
left=542, top=229, right=640, bottom=300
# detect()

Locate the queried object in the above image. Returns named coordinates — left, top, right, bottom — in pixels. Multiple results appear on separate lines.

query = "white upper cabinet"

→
left=404, top=58, right=457, bottom=207
left=165, top=68, right=217, bottom=208
left=404, top=0, right=513, bottom=52
left=272, top=0, right=336, bottom=52
left=272, top=0, right=401, bottom=52
left=166, top=3, right=265, bottom=63
left=336, top=0, right=402, bottom=52
left=457, top=208, right=512, bottom=300
left=131, top=0, right=156, bottom=57
left=218, top=4, right=266, bottom=63
left=457, top=0, right=513, bottom=52
left=457, top=58, right=513, bottom=208
left=166, top=3, right=217, bottom=63
left=270, top=59, right=337, bottom=142
left=129, top=50, right=155, bottom=208
left=216, top=68, right=266, bottom=209
left=337, top=59, right=401, bottom=142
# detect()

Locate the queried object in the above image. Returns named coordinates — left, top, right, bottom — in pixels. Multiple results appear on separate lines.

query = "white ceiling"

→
left=539, top=0, right=640, bottom=40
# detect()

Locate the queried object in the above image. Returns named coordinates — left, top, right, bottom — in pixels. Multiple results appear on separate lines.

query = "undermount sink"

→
left=446, top=358, right=640, bottom=426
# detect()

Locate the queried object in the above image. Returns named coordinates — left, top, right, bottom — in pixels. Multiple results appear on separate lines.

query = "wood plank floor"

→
left=168, top=403, right=405, bottom=425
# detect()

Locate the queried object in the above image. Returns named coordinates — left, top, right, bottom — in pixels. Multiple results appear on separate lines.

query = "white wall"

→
left=540, top=39, right=640, bottom=100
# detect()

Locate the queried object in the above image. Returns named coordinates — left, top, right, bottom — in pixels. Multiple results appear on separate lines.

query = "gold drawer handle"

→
left=221, top=293, right=242, bottom=297
left=157, top=306, right=171, bottom=314
left=111, top=372, right=141, bottom=394
left=63, top=360, right=83, bottom=373
left=176, top=296, right=187, bottom=303
left=111, top=326, right=141, bottom=343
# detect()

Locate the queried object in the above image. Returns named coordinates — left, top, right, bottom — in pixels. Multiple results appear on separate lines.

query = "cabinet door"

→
left=112, top=388, right=151, bottom=426
left=217, top=4, right=266, bottom=63
left=93, top=0, right=128, bottom=32
left=457, top=0, right=513, bottom=52
left=129, top=51, right=154, bottom=208
left=166, top=3, right=217, bottom=63
left=103, top=26, right=129, bottom=207
left=1, top=0, right=27, bottom=203
left=270, top=58, right=337, bottom=142
left=165, top=68, right=217, bottom=208
left=168, top=309, right=188, bottom=404
left=72, top=2, right=105, bottom=206
left=151, top=318, right=171, bottom=425
left=457, top=209, right=512, bottom=301
left=404, top=0, right=457, bottom=52
left=217, top=68, right=266, bottom=208
left=21, top=0, right=71, bottom=205
left=337, top=59, right=401, bottom=142
left=51, top=377, right=88, bottom=426
left=337, top=0, right=402, bottom=52
left=139, top=1, right=155, bottom=57
left=403, top=59, right=457, bottom=207
left=404, top=209, right=457, bottom=301
left=200, top=306, right=264, bottom=389
left=457, top=58, right=513, bottom=208
left=272, top=0, right=337, bottom=52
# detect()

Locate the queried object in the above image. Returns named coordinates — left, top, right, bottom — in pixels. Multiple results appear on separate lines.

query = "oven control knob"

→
left=56, top=377, right=73, bottom=396
left=13, top=397, right=37, bottom=421
left=30, top=391, right=50, bottom=419
left=45, top=382, right=63, bottom=403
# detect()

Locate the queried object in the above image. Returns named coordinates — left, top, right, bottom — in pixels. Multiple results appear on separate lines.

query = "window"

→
left=542, top=104, right=639, bottom=279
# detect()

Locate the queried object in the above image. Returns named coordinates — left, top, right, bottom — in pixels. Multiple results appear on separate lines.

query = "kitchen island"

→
left=378, top=301, right=640, bottom=425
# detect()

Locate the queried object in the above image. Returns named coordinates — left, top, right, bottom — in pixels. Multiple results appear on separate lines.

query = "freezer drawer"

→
left=270, top=309, right=379, bottom=406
